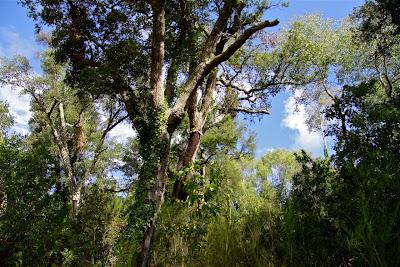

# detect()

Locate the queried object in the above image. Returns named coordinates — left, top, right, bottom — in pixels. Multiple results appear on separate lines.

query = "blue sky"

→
left=0, top=0, right=365, bottom=156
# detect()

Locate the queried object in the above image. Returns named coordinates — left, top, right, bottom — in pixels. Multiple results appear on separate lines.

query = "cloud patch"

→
left=256, top=147, right=276, bottom=158
left=0, top=85, right=32, bottom=135
left=0, top=27, right=39, bottom=135
left=282, top=95, right=323, bottom=153
left=108, top=120, right=136, bottom=143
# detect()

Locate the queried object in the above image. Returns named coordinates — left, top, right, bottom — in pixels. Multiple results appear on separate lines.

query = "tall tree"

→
left=20, top=1, right=282, bottom=264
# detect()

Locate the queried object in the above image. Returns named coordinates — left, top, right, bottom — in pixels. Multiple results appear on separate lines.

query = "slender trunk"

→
left=149, top=1, right=165, bottom=105
left=72, top=186, right=81, bottom=212
left=321, top=118, right=329, bottom=159
left=58, top=140, right=80, bottom=213
left=137, top=222, right=155, bottom=267
left=57, top=101, right=82, bottom=213
left=323, top=135, right=329, bottom=159
left=379, top=72, right=393, bottom=98
left=134, top=1, right=166, bottom=265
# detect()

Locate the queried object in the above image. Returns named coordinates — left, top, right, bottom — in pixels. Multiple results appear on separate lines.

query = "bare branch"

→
left=81, top=106, right=128, bottom=187
left=321, top=81, right=336, bottom=101
left=228, top=106, right=270, bottom=115
left=206, top=19, right=279, bottom=72
left=168, top=0, right=235, bottom=130
left=46, top=99, right=60, bottom=116
left=104, top=186, right=131, bottom=193
left=168, top=18, right=278, bottom=127
left=73, top=103, right=90, bottom=127
left=198, top=153, right=216, bottom=165
left=108, top=114, right=129, bottom=132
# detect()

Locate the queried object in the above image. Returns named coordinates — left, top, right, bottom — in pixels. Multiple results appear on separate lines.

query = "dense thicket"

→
left=0, top=0, right=399, bottom=266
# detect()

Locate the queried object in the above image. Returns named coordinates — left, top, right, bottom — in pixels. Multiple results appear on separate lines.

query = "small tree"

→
left=0, top=52, right=127, bottom=213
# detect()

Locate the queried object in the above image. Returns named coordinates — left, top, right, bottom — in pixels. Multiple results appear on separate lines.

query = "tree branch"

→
left=165, top=0, right=189, bottom=105
left=198, top=152, right=216, bottom=166
left=81, top=107, right=128, bottom=187
left=167, top=0, right=235, bottom=131
left=200, top=70, right=218, bottom=119
left=228, top=106, right=270, bottom=115
left=46, top=99, right=60, bottom=116
left=206, top=19, right=279, bottom=72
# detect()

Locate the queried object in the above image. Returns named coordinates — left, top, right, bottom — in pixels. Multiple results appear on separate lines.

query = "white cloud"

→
left=108, top=120, right=136, bottom=143
left=282, top=95, right=323, bottom=153
left=0, top=85, right=32, bottom=135
left=0, top=27, right=39, bottom=135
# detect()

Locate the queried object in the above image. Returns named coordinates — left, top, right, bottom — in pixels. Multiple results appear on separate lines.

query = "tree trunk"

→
left=135, top=131, right=170, bottom=267
left=136, top=221, right=155, bottom=267
left=172, top=71, right=217, bottom=200
left=173, top=130, right=202, bottom=199
left=134, top=2, right=167, bottom=265
left=72, top=186, right=81, bottom=213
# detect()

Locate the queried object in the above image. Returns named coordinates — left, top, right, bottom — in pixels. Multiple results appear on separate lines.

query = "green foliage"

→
left=278, top=151, right=346, bottom=266
left=0, top=137, right=67, bottom=266
left=352, top=0, right=400, bottom=51
left=61, top=185, right=124, bottom=266
left=199, top=157, right=280, bottom=267
left=256, top=149, right=300, bottom=203
left=0, top=101, right=13, bottom=139
left=326, top=81, right=400, bottom=266
left=0, top=135, right=125, bottom=266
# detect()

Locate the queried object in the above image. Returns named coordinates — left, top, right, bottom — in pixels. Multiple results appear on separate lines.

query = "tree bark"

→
left=149, top=1, right=165, bottom=105
left=173, top=71, right=217, bottom=199
left=173, top=130, right=202, bottom=199
left=72, top=187, right=81, bottom=212
left=54, top=101, right=81, bottom=213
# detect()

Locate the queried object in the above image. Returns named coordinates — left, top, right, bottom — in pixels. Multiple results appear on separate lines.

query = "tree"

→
left=20, top=1, right=284, bottom=264
left=0, top=52, right=127, bottom=213
left=284, top=81, right=400, bottom=266
left=278, top=3, right=400, bottom=264
left=256, top=13, right=400, bottom=154
left=351, top=0, right=400, bottom=98
left=0, top=136, right=67, bottom=266
left=256, top=149, right=300, bottom=204
left=0, top=101, right=13, bottom=142
left=149, top=117, right=256, bottom=265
